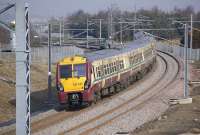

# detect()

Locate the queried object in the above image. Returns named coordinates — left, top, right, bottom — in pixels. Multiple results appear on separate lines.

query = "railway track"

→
left=1, top=51, right=180, bottom=135
left=55, top=52, right=179, bottom=135
left=76, top=52, right=179, bottom=135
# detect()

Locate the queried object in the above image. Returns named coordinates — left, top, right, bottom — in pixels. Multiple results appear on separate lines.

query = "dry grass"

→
left=0, top=57, right=56, bottom=122
left=133, top=61, right=200, bottom=135
left=160, top=39, right=181, bottom=46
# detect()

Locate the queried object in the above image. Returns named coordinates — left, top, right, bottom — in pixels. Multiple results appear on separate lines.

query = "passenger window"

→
left=114, top=62, right=117, bottom=71
left=98, top=71, right=101, bottom=78
left=107, top=64, right=110, bottom=74
left=109, top=63, right=112, bottom=73
left=100, top=65, right=104, bottom=76
left=111, top=63, right=114, bottom=73
left=96, top=67, right=98, bottom=76
left=104, top=65, right=107, bottom=75
left=119, top=61, right=122, bottom=69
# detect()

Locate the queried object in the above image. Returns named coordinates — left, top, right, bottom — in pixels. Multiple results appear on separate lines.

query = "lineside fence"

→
left=157, top=42, right=200, bottom=61
left=0, top=43, right=10, bottom=49
left=0, top=45, right=84, bottom=63
left=31, top=46, right=84, bottom=63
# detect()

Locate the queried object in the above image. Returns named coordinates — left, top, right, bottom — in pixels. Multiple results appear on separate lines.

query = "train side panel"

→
left=56, top=41, right=157, bottom=105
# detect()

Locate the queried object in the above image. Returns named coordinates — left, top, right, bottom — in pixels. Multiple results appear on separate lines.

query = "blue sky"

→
left=0, top=0, right=200, bottom=22
left=29, top=0, right=200, bottom=18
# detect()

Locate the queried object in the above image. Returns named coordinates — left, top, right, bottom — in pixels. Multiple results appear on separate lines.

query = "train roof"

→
left=85, top=34, right=154, bottom=62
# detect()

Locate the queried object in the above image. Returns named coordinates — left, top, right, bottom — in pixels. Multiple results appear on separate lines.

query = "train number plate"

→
left=69, top=93, right=81, bottom=105
left=71, top=94, right=79, bottom=100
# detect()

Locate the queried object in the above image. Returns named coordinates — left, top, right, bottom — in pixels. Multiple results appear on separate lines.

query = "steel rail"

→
left=59, top=52, right=179, bottom=135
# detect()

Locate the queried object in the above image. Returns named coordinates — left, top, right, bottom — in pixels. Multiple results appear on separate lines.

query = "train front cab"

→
left=56, top=56, right=91, bottom=106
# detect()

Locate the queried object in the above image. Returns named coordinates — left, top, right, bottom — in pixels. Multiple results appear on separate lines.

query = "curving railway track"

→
left=57, top=52, right=179, bottom=135
left=0, top=51, right=180, bottom=135
left=75, top=52, right=179, bottom=135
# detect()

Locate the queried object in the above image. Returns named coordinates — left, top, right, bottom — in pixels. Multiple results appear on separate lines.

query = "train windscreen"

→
left=60, top=65, right=72, bottom=78
left=73, top=64, right=86, bottom=77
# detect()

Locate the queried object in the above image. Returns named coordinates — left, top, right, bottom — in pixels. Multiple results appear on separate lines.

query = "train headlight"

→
left=84, top=81, right=90, bottom=90
left=58, top=84, right=64, bottom=92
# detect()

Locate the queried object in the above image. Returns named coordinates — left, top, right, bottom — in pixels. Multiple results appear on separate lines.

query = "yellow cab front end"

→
left=57, top=55, right=87, bottom=105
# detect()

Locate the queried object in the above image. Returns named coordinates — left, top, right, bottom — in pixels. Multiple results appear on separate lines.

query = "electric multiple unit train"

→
left=56, top=34, right=156, bottom=106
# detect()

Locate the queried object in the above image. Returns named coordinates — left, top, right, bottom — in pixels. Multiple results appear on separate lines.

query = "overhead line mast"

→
left=16, top=0, right=31, bottom=134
